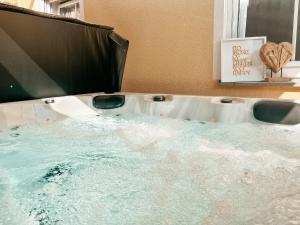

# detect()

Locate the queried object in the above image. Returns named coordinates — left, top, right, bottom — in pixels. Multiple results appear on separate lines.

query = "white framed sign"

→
left=221, top=37, right=267, bottom=82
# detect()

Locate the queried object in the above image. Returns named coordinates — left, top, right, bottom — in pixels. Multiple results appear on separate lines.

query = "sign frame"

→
left=221, top=36, right=267, bottom=82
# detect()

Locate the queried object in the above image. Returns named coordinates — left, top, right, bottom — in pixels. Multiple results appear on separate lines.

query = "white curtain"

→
left=225, top=0, right=249, bottom=38
left=35, top=0, right=51, bottom=13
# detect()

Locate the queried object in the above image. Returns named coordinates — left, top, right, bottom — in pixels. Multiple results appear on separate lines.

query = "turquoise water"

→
left=0, top=113, right=300, bottom=225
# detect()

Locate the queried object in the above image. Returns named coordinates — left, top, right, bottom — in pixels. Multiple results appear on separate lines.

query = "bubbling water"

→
left=0, top=113, right=299, bottom=225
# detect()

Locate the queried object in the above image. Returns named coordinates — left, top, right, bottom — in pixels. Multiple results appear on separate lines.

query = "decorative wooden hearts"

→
left=260, top=42, right=293, bottom=73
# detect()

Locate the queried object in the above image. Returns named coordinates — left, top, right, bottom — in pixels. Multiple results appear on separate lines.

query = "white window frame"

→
left=35, top=0, right=84, bottom=20
left=213, top=0, right=300, bottom=80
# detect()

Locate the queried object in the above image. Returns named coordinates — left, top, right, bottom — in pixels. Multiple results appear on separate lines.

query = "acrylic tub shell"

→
left=0, top=93, right=288, bottom=128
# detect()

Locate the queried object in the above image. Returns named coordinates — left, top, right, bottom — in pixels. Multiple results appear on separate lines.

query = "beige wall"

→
left=1, top=0, right=35, bottom=9
left=21, top=0, right=34, bottom=9
left=19, top=0, right=34, bottom=8
left=78, top=1, right=299, bottom=98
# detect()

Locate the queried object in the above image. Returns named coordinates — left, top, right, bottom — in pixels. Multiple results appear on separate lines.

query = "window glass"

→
left=246, top=0, right=294, bottom=44
left=296, top=3, right=300, bottom=60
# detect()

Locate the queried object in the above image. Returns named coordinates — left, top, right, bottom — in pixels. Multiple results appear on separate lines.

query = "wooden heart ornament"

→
left=260, top=42, right=293, bottom=73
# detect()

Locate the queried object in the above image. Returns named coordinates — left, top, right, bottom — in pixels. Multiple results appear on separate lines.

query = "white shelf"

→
left=219, top=80, right=300, bottom=87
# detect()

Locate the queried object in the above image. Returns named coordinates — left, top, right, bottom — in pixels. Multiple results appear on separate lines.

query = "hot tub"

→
left=0, top=93, right=299, bottom=225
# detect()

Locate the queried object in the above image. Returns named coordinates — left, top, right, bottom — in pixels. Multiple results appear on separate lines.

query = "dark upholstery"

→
left=0, top=3, right=129, bottom=103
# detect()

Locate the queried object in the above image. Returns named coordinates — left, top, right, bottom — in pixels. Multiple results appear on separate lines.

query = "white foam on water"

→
left=196, top=144, right=300, bottom=173
left=116, top=123, right=174, bottom=151
left=0, top=169, right=38, bottom=225
left=0, top=112, right=299, bottom=225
